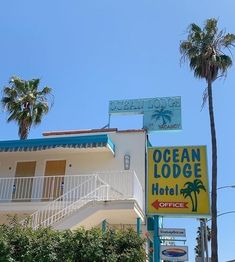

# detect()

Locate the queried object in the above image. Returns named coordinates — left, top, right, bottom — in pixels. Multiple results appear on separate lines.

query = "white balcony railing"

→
left=15, top=171, right=144, bottom=229
left=0, top=171, right=143, bottom=209
left=28, top=175, right=110, bottom=229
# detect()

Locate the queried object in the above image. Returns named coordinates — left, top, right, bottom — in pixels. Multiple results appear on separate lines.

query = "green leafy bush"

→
left=0, top=221, right=146, bottom=262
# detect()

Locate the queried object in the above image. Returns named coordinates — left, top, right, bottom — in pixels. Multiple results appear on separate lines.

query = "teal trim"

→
left=149, top=240, right=153, bottom=262
left=107, top=136, right=115, bottom=155
left=147, top=138, right=152, bottom=147
left=0, top=135, right=115, bottom=154
left=136, top=217, right=141, bottom=236
left=147, top=217, right=154, bottom=231
left=102, top=220, right=107, bottom=233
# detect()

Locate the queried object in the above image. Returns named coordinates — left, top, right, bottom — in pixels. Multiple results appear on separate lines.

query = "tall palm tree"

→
left=1, top=76, right=53, bottom=139
left=180, top=18, right=235, bottom=261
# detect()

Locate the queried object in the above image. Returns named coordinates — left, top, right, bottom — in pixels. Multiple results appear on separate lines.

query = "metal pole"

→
left=149, top=239, right=154, bottom=262
left=102, top=219, right=107, bottom=234
left=108, top=114, right=111, bottom=128
left=200, top=219, right=205, bottom=261
left=204, top=219, right=209, bottom=262
left=153, top=215, right=160, bottom=262
left=137, top=217, right=141, bottom=236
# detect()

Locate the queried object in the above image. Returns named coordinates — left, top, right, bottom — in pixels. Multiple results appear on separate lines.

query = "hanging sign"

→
left=147, top=146, right=210, bottom=216
left=160, top=245, right=188, bottom=261
left=109, top=97, right=181, bottom=131
left=158, top=228, right=186, bottom=237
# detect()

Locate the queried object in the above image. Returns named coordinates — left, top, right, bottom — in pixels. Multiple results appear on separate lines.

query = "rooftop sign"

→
left=109, top=97, right=181, bottom=131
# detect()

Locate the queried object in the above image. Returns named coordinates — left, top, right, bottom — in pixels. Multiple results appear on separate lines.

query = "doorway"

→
left=12, top=161, right=36, bottom=201
left=42, top=160, right=66, bottom=200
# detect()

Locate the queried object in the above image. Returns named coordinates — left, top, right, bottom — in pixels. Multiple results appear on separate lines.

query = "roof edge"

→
left=43, top=128, right=146, bottom=137
left=43, top=128, right=118, bottom=136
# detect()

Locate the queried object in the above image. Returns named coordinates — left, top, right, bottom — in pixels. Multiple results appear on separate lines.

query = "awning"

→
left=0, top=135, right=115, bottom=155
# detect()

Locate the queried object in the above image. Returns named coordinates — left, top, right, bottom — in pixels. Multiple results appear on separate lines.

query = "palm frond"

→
left=218, top=55, right=232, bottom=73
left=222, top=33, right=235, bottom=48
left=201, top=88, right=208, bottom=110
left=205, top=18, right=218, bottom=37
left=38, top=86, right=52, bottom=95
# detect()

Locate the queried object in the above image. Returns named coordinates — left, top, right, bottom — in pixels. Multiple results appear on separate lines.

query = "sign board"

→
left=109, top=97, right=181, bottom=131
left=160, top=245, right=188, bottom=261
left=147, top=146, right=210, bottom=216
left=159, top=228, right=186, bottom=237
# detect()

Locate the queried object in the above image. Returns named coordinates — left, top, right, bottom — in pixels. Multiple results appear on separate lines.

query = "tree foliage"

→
left=0, top=220, right=146, bottom=262
left=1, top=76, right=53, bottom=139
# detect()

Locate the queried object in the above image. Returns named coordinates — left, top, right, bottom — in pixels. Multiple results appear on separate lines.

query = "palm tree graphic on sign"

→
left=151, top=107, right=173, bottom=125
left=180, top=179, right=206, bottom=212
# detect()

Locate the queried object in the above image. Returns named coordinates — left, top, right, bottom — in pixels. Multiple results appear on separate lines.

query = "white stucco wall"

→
left=0, top=130, right=146, bottom=188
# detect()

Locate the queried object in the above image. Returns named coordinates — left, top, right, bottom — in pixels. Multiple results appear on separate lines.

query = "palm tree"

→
left=1, top=76, right=53, bottom=139
left=151, top=107, right=173, bottom=125
left=180, top=18, right=235, bottom=261
left=181, top=179, right=206, bottom=212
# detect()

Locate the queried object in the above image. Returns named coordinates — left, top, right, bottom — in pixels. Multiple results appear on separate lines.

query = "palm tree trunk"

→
left=207, top=78, right=218, bottom=262
left=19, top=120, right=29, bottom=140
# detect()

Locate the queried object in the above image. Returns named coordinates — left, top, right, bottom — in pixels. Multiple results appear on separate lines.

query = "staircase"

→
left=27, top=175, right=124, bottom=229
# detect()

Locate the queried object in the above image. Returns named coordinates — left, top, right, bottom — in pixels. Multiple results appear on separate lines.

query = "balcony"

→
left=0, top=171, right=144, bottom=229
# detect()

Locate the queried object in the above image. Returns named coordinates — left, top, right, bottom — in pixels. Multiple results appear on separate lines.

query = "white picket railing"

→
left=0, top=171, right=143, bottom=205
left=0, top=171, right=144, bottom=228
left=28, top=175, right=110, bottom=229
left=0, top=175, right=102, bottom=201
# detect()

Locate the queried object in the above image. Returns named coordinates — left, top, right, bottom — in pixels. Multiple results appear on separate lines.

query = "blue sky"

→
left=1, top=1, right=235, bottom=260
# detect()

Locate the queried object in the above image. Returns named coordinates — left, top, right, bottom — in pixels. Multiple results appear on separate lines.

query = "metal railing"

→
left=0, top=171, right=144, bottom=228
left=97, top=171, right=144, bottom=209
left=28, top=175, right=110, bottom=229
left=0, top=171, right=143, bottom=206
left=0, top=175, right=102, bottom=201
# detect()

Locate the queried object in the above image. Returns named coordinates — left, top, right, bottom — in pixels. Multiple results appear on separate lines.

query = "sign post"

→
left=153, top=215, right=160, bottom=262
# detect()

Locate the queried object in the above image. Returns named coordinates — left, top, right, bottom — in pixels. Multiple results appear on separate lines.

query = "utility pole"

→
left=203, top=219, right=209, bottom=262
left=200, top=219, right=205, bottom=261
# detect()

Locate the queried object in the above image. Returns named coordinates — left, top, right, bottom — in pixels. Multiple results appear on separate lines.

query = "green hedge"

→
left=0, top=220, right=146, bottom=262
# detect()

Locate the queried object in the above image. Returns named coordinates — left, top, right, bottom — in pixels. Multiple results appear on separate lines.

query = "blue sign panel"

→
left=143, top=97, right=181, bottom=131
left=109, top=97, right=181, bottom=131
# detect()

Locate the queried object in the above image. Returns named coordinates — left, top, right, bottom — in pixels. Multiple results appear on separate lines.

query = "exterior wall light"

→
left=124, top=154, right=131, bottom=170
